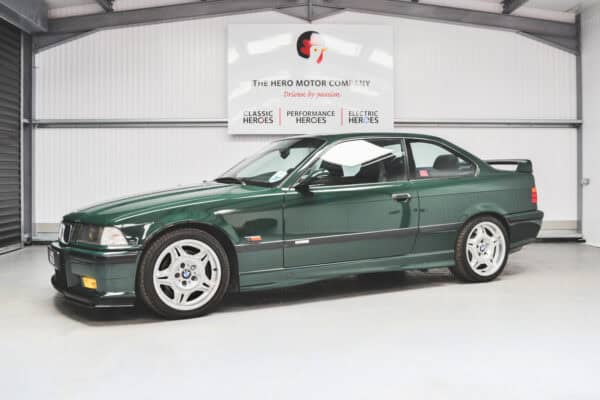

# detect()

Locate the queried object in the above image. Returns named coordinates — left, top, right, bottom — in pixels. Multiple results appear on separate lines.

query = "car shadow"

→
left=222, top=269, right=454, bottom=312
left=52, top=266, right=521, bottom=325
left=51, top=269, right=460, bottom=325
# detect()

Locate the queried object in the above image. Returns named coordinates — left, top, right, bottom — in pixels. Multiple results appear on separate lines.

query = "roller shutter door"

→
left=0, top=19, right=21, bottom=254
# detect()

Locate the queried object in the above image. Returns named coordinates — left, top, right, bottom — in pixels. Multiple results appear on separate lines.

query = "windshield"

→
left=218, top=137, right=325, bottom=186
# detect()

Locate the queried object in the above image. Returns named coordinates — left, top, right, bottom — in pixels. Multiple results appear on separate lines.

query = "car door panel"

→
left=282, top=137, right=419, bottom=268
left=283, top=182, right=418, bottom=268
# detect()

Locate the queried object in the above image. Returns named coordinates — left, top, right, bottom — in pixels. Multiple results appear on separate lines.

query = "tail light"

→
left=531, top=187, right=538, bottom=204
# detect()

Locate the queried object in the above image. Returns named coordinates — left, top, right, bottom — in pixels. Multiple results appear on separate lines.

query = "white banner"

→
left=228, top=24, right=394, bottom=135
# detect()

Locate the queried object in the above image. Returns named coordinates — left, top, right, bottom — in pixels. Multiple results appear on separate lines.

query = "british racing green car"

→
left=49, top=133, right=543, bottom=319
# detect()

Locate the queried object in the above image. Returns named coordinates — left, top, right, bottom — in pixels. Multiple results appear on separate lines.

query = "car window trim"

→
left=305, top=180, right=412, bottom=192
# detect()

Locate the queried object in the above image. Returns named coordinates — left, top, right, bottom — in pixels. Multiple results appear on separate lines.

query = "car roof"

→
left=306, top=132, right=442, bottom=142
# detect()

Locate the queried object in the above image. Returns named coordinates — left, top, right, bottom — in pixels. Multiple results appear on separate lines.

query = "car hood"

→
left=63, top=181, right=273, bottom=226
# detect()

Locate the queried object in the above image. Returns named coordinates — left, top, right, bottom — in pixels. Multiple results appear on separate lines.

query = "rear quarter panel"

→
left=412, top=170, right=536, bottom=254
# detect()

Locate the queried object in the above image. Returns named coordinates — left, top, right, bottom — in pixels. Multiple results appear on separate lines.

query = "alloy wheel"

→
left=152, top=239, right=222, bottom=311
left=465, top=221, right=507, bottom=277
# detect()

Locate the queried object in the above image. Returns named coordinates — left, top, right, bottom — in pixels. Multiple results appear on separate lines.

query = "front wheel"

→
left=451, top=216, right=508, bottom=282
left=137, top=229, right=230, bottom=319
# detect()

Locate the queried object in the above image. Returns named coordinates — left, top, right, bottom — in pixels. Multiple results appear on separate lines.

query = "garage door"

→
left=0, top=19, right=21, bottom=254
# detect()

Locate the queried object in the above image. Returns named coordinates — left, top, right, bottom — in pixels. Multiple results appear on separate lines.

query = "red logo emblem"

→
left=296, top=31, right=327, bottom=64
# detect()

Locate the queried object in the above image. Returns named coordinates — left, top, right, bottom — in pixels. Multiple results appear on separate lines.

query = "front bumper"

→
left=48, top=242, right=139, bottom=308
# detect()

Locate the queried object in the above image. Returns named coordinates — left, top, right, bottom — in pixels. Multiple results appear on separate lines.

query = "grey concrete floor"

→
left=0, top=243, right=599, bottom=399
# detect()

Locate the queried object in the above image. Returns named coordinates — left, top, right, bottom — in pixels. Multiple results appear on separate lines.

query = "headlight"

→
left=73, top=224, right=128, bottom=247
left=100, top=227, right=128, bottom=247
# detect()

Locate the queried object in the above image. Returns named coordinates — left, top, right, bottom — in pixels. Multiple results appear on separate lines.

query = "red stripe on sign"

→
left=278, top=108, right=282, bottom=126
left=341, top=108, right=344, bottom=126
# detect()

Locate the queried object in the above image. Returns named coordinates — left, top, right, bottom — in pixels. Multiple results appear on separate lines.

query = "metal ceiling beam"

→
left=276, top=1, right=344, bottom=21
left=44, top=0, right=576, bottom=39
left=313, top=0, right=576, bottom=39
left=502, top=0, right=528, bottom=15
left=32, top=118, right=582, bottom=129
left=37, top=0, right=578, bottom=53
left=95, top=0, right=114, bottom=13
left=0, top=0, right=47, bottom=33
left=33, top=31, right=94, bottom=52
left=45, top=0, right=300, bottom=34
left=517, top=32, right=579, bottom=55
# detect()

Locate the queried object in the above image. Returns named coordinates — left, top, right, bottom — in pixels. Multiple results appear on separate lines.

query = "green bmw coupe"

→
left=49, top=133, right=543, bottom=318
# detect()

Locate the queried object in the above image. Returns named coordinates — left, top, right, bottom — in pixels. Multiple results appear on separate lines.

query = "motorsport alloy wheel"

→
left=138, top=229, right=230, bottom=318
left=451, top=216, right=508, bottom=282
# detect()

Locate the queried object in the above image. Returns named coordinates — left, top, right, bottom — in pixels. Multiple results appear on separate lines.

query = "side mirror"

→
left=295, top=168, right=330, bottom=192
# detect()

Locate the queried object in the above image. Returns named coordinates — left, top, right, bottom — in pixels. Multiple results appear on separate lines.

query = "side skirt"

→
left=239, top=250, right=454, bottom=292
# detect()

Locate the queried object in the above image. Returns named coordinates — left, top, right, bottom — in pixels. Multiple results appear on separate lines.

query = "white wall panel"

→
left=582, top=4, right=600, bottom=246
left=35, top=11, right=578, bottom=121
left=34, top=128, right=273, bottom=223
left=327, top=12, right=577, bottom=120
left=36, top=12, right=303, bottom=120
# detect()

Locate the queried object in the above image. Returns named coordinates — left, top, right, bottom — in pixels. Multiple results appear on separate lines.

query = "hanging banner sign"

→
left=228, top=24, right=394, bottom=134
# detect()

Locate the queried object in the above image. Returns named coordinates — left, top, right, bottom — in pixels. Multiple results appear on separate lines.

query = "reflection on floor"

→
left=0, top=243, right=599, bottom=399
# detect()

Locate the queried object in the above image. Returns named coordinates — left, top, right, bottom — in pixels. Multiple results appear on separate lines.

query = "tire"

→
left=451, top=215, right=509, bottom=283
left=137, top=228, right=231, bottom=319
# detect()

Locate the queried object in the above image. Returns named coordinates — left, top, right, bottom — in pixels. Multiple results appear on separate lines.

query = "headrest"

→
left=321, top=161, right=343, bottom=176
left=433, top=154, right=459, bottom=171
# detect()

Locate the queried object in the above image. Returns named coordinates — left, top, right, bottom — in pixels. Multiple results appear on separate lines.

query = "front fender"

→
left=142, top=211, right=242, bottom=248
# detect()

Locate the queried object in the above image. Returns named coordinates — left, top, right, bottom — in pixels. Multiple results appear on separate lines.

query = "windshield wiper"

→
left=215, top=176, right=272, bottom=187
left=214, top=177, right=244, bottom=184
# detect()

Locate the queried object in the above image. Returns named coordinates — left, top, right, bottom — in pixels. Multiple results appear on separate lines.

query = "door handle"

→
left=392, top=193, right=412, bottom=202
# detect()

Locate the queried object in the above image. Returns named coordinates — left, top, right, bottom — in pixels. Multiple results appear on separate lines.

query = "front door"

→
left=283, top=138, right=418, bottom=268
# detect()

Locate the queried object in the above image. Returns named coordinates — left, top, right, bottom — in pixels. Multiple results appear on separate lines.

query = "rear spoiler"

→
left=485, top=159, right=532, bottom=173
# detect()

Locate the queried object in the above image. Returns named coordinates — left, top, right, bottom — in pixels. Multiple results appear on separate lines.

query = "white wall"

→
left=34, top=10, right=578, bottom=227
left=582, top=4, right=600, bottom=246
left=36, top=11, right=577, bottom=120
left=34, top=128, right=272, bottom=224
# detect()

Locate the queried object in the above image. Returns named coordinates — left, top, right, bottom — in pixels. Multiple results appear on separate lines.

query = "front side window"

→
left=308, top=138, right=407, bottom=186
left=407, top=140, right=476, bottom=179
left=219, top=137, right=325, bottom=186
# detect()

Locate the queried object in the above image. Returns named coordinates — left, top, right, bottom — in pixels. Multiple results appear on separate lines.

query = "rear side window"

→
left=407, top=140, right=476, bottom=179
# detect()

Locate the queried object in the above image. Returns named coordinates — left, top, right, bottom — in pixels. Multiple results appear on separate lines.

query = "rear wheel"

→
left=137, top=229, right=230, bottom=319
left=451, top=216, right=508, bottom=282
